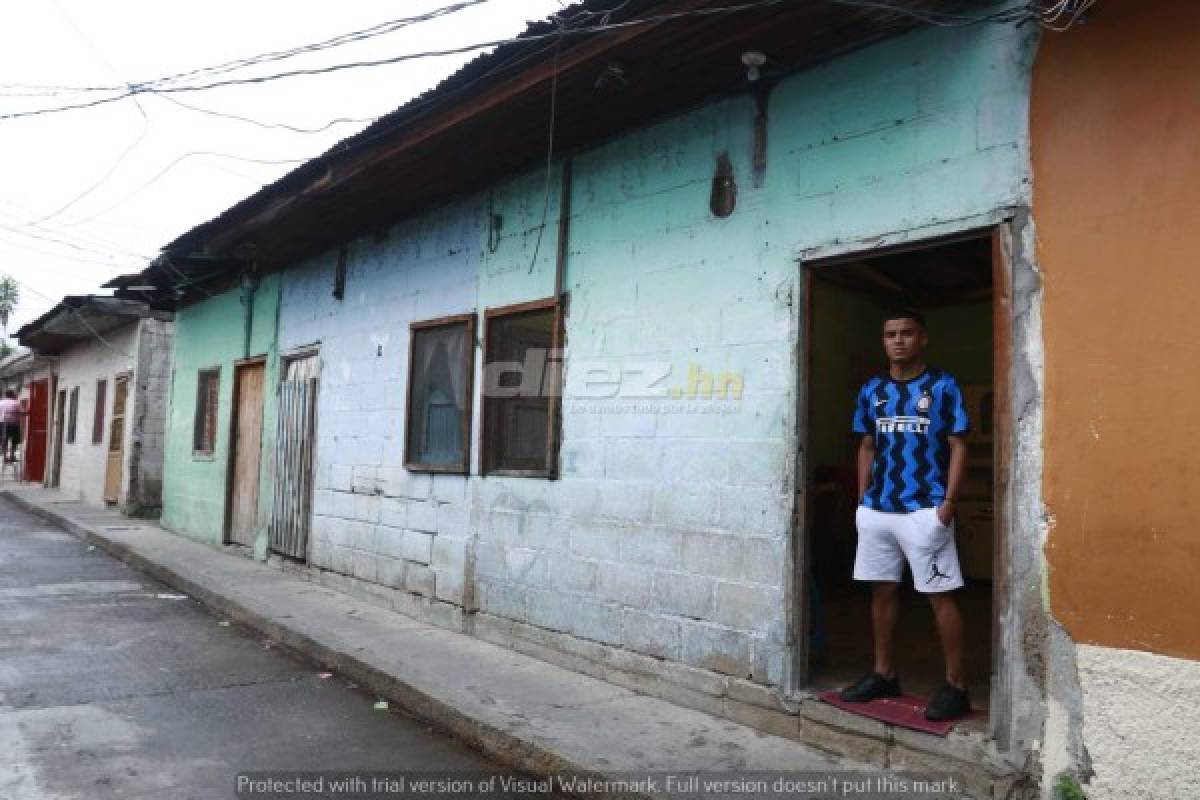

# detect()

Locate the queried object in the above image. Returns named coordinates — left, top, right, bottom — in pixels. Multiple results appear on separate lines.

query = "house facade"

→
left=117, top=1, right=1197, bottom=795
left=16, top=297, right=174, bottom=515
left=0, top=347, right=56, bottom=484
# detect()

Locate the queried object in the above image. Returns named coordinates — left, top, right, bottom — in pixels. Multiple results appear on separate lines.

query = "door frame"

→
left=789, top=216, right=1017, bottom=745
left=223, top=355, right=268, bottom=546
left=50, top=381, right=65, bottom=488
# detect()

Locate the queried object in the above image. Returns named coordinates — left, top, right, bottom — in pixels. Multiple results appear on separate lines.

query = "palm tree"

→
left=0, top=276, right=19, bottom=350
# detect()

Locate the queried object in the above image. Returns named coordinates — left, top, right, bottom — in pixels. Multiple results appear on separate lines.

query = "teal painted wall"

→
left=160, top=275, right=281, bottom=557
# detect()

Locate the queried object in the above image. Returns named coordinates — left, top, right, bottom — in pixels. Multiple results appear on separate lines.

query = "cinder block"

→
left=377, top=555, right=406, bottom=589
left=351, top=465, right=379, bottom=494
left=725, top=440, right=785, bottom=489
left=312, top=490, right=336, bottom=516
left=570, top=600, right=622, bottom=645
left=432, top=474, right=467, bottom=504
left=473, top=540, right=505, bottom=579
left=505, top=547, right=547, bottom=587
left=547, top=554, right=599, bottom=594
left=658, top=439, right=729, bottom=484
left=621, top=609, right=682, bottom=660
left=349, top=521, right=377, bottom=552
left=559, top=438, right=606, bottom=479
left=331, top=545, right=354, bottom=575
left=526, top=588, right=572, bottom=633
left=407, top=500, right=438, bottom=533
left=374, top=526, right=405, bottom=560
left=431, top=535, right=466, bottom=571
left=353, top=493, right=381, bottom=524
left=717, top=486, right=789, bottom=536
left=404, top=563, right=435, bottom=597
left=433, top=568, right=465, bottom=606
left=596, top=481, right=653, bottom=523
left=619, top=525, right=682, bottom=568
left=652, top=483, right=721, bottom=528
left=681, top=532, right=782, bottom=586
left=436, top=502, right=468, bottom=538
left=331, top=491, right=356, bottom=520
left=352, top=550, right=378, bottom=583
left=681, top=621, right=753, bottom=678
left=712, top=582, right=781, bottom=632
left=595, top=563, right=652, bottom=606
left=424, top=600, right=464, bottom=631
left=485, top=510, right=521, bottom=544
left=569, top=520, right=625, bottom=561
left=402, top=529, right=435, bottom=565
left=602, top=438, right=656, bottom=481
left=380, top=497, right=407, bottom=529
left=330, top=465, right=353, bottom=491
left=651, top=570, right=714, bottom=619
left=404, top=473, right=432, bottom=501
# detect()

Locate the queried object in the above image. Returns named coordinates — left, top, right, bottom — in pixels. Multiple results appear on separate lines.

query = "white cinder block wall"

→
left=48, top=318, right=174, bottom=513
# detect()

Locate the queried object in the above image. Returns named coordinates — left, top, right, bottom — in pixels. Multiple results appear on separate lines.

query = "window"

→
left=482, top=299, right=562, bottom=476
left=193, top=368, right=220, bottom=454
left=405, top=315, right=474, bottom=472
left=66, top=387, right=79, bottom=444
left=92, top=379, right=107, bottom=444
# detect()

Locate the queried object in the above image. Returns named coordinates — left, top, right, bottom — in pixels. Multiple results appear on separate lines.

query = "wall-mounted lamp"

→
left=741, top=50, right=767, bottom=82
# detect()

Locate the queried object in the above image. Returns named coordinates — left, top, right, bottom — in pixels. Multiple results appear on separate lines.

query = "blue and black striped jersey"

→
left=852, top=367, right=970, bottom=513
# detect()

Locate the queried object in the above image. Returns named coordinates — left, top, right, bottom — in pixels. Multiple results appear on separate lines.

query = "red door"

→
left=25, top=379, right=49, bottom=483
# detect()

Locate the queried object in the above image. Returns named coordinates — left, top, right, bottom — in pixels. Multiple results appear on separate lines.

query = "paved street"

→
left=0, top=498, right=510, bottom=800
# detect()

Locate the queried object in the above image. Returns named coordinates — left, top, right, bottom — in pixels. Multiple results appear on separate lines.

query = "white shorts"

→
left=853, top=506, right=964, bottom=593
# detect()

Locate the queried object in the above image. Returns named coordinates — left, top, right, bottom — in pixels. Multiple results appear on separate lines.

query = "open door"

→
left=24, top=379, right=49, bottom=483
left=226, top=360, right=266, bottom=548
left=798, top=231, right=1001, bottom=723
left=103, top=375, right=128, bottom=504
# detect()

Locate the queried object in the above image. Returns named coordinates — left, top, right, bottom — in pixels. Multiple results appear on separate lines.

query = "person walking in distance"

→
left=838, top=309, right=971, bottom=721
left=0, top=389, right=25, bottom=464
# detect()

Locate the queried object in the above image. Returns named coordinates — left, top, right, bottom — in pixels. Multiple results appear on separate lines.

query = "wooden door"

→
left=50, top=387, right=65, bottom=488
left=103, top=375, right=128, bottom=504
left=269, top=353, right=319, bottom=560
left=227, top=362, right=265, bottom=548
left=25, top=379, right=49, bottom=482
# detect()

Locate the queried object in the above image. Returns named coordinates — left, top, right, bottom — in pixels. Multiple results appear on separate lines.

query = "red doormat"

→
left=817, top=690, right=979, bottom=736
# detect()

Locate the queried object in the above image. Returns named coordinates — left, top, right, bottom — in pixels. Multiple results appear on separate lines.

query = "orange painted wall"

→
left=1033, top=0, right=1200, bottom=659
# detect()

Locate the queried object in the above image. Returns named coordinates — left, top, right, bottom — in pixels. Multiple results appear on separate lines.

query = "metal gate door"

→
left=269, top=354, right=319, bottom=560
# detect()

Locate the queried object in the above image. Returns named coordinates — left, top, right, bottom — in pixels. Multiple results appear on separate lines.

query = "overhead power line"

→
left=0, top=0, right=1043, bottom=123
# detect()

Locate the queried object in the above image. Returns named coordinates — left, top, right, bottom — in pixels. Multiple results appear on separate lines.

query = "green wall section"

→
left=160, top=275, right=281, bottom=557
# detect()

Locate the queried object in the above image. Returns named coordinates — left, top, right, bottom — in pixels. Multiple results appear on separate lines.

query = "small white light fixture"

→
left=741, top=50, right=767, bottom=82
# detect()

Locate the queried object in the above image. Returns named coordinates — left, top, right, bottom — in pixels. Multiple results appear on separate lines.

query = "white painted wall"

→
left=1075, top=644, right=1200, bottom=800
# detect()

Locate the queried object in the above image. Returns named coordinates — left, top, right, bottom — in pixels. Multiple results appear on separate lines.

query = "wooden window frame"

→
left=65, top=387, right=79, bottom=445
left=404, top=313, right=476, bottom=475
left=193, top=367, right=221, bottom=456
left=92, top=379, right=107, bottom=445
left=480, top=297, right=563, bottom=479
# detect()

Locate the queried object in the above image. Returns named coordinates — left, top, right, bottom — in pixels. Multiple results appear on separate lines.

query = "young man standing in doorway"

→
left=839, top=309, right=971, bottom=721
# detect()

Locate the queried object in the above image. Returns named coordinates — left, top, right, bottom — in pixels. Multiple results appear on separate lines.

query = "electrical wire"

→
left=2, top=0, right=1049, bottom=123
left=150, top=92, right=378, bottom=135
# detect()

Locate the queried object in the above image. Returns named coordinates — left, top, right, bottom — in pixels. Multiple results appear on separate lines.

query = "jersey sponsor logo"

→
left=875, top=415, right=930, bottom=434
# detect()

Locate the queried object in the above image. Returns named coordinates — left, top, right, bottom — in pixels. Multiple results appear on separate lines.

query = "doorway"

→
left=25, top=379, right=49, bottom=483
left=226, top=359, right=266, bottom=548
left=104, top=375, right=129, bottom=504
left=800, top=232, right=1000, bottom=714
left=269, top=350, right=319, bottom=561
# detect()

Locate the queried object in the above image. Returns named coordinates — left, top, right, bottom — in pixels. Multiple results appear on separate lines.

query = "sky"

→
left=0, top=0, right=563, bottom=341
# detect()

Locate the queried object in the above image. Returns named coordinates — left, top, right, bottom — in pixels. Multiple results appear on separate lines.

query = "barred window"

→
left=193, top=368, right=220, bottom=454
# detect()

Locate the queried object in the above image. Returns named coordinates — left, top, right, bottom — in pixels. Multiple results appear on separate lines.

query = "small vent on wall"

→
left=710, top=153, right=737, bottom=218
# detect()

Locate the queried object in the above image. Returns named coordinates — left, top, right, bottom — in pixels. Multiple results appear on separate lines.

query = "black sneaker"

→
left=839, top=672, right=901, bottom=703
left=925, top=682, right=970, bottom=720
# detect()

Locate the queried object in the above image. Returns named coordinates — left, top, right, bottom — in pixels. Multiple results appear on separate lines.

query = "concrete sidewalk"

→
left=2, top=488, right=1018, bottom=799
